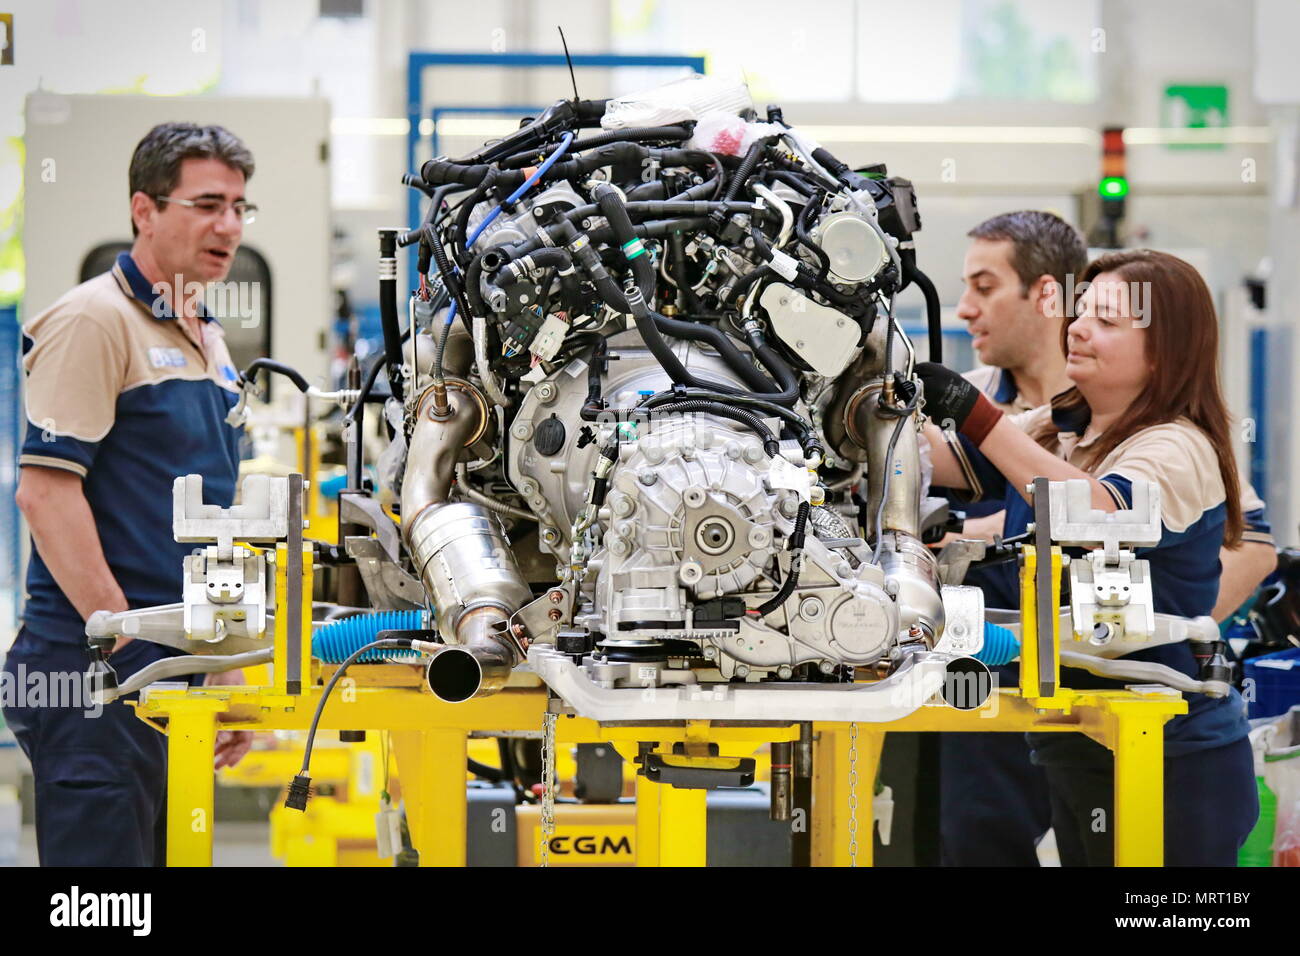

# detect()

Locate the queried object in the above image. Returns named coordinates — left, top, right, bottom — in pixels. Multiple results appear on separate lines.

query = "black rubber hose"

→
left=583, top=215, right=712, bottom=248
left=649, top=400, right=780, bottom=457
left=907, top=261, right=944, bottom=364
left=626, top=180, right=668, bottom=201
left=498, top=125, right=692, bottom=168
left=587, top=185, right=786, bottom=398
left=467, top=757, right=506, bottom=783
left=240, top=358, right=309, bottom=393
left=580, top=336, right=609, bottom=418
left=755, top=501, right=811, bottom=617
left=721, top=138, right=775, bottom=206
left=651, top=311, right=782, bottom=395
left=593, top=182, right=656, bottom=301
left=377, top=229, right=405, bottom=404
left=669, top=232, right=705, bottom=315
left=641, top=389, right=816, bottom=448
left=463, top=254, right=490, bottom=327
left=742, top=328, right=801, bottom=405
left=563, top=198, right=757, bottom=226
left=795, top=195, right=831, bottom=284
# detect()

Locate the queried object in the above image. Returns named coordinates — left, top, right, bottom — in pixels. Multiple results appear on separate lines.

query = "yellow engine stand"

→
left=136, top=679, right=1182, bottom=867
left=133, top=500, right=1185, bottom=867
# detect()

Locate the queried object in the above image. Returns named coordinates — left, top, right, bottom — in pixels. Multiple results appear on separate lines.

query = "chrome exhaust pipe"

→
left=940, top=656, right=993, bottom=710
left=424, top=606, right=517, bottom=702
left=402, top=385, right=530, bottom=700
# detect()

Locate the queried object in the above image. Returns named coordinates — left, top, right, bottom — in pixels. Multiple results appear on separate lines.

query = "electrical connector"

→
left=284, top=773, right=313, bottom=812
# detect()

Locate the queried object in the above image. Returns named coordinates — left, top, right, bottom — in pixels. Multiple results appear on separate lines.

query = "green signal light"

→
left=1099, top=176, right=1129, bottom=199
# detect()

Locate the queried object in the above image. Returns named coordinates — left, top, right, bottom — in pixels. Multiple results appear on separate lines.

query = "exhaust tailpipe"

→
left=402, top=385, right=530, bottom=700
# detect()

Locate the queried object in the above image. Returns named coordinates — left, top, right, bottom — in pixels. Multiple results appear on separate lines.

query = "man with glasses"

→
left=4, top=123, right=257, bottom=865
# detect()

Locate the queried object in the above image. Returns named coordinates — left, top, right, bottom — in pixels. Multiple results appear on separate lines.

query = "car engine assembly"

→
left=381, top=78, right=984, bottom=716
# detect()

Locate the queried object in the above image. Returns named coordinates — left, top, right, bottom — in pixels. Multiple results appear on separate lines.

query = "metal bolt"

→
left=779, top=496, right=799, bottom=519
left=512, top=421, right=533, bottom=440
left=819, top=660, right=836, bottom=674
left=743, top=445, right=764, bottom=465
left=547, top=608, right=563, bottom=621
left=703, top=645, right=717, bottom=660
left=777, top=665, right=794, bottom=679
left=735, top=664, right=751, bottom=678
left=535, top=382, right=558, bottom=403
left=542, top=526, right=560, bottom=543
left=638, top=469, right=658, bottom=486
left=548, top=590, right=565, bottom=604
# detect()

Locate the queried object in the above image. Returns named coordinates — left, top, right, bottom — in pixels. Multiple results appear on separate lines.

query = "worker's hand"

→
left=915, top=362, right=1003, bottom=446
left=214, top=730, right=253, bottom=770
left=205, top=669, right=252, bottom=769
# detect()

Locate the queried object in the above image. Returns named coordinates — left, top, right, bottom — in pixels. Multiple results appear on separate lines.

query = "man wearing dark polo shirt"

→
left=3, top=123, right=257, bottom=865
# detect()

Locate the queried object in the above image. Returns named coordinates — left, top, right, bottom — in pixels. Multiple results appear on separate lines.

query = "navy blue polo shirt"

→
left=19, top=252, right=244, bottom=642
left=949, top=401, right=1256, bottom=764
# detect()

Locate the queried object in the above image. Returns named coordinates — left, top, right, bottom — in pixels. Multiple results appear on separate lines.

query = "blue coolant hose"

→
left=312, top=610, right=427, bottom=663
left=973, top=622, right=1020, bottom=667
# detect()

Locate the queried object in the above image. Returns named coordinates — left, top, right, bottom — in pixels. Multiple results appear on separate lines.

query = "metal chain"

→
left=539, top=710, right=558, bottom=868
left=847, top=721, right=859, bottom=868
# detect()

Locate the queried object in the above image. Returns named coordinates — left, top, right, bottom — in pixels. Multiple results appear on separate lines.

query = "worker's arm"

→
left=917, top=363, right=1117, bottom=512
left=16, top=466, right=128, bottom=622
left=977, top=416, right=1118, bottom=511
left=922, top=422, right=971, bottom=489
left=1213, top=541, right=1277, bottom=622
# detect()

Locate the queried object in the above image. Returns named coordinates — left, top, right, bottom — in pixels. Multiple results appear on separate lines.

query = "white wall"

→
left=22, top=94, right=332, bottom=381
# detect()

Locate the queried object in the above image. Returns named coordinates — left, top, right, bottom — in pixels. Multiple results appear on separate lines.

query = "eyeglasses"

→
left=153, top=195, right=258, bottom=225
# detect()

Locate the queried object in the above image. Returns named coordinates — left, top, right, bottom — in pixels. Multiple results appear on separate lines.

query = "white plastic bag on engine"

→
left=602, top=73, right=753, bottom=130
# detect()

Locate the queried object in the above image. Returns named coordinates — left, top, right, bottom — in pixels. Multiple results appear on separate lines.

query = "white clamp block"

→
left=1047, top=478, right=1161, bottom=562
left=173, top=474, right=291, bottom=556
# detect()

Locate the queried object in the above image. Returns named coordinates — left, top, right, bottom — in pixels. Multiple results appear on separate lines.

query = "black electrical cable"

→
left=286, top=637, right=415, bottom=810
left=754, top=500, right=811, bottom=618
left=647, top=400, right=781, bottom=457
left=345, top=354, right=387, bottom=423
left=639, top=388, right=818, bottom=451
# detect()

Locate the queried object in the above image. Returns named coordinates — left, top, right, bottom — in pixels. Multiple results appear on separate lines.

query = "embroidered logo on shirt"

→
left=148, top=347, right=187, bottom=369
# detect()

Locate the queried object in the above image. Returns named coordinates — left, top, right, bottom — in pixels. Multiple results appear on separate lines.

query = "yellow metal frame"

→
left=137, top=476, right=1184, bottom=868
left=137, top=678, right=1183, bottom=867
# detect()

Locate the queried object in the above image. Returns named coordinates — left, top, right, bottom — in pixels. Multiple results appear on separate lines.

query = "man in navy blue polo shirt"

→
left=3, top=123, right=257, bottom=865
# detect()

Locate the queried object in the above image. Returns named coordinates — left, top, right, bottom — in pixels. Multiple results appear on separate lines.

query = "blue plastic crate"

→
left=1244, top=646, right=1300, bottom=720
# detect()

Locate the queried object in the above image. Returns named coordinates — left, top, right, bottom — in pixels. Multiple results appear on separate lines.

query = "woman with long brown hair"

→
left=920, top=249, right=1258, bottom=866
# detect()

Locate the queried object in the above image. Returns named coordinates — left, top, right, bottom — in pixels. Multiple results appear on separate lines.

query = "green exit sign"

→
left=1161, top=84, right=1229, bottom=150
